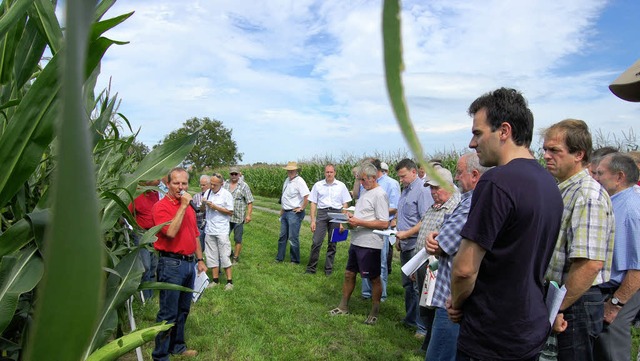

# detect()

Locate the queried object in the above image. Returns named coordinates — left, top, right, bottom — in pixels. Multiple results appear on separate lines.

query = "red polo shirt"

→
left=152, top=195, right=199, bottom=255
left=128, top=191, right=159, bottom=230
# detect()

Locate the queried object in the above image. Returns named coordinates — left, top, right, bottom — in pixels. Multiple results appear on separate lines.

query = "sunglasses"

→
left=230, top=172, right=239, bottom=175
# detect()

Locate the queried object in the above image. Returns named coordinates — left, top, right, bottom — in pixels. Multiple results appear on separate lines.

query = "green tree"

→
left=159, top=117, right=243, bottom=170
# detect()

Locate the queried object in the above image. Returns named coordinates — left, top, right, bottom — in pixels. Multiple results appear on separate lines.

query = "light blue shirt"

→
left=397, top=177, right=433, bottom=251
left=602, top=186, right=640, bottom=287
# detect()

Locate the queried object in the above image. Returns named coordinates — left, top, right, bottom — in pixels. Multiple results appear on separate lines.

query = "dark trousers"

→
left=556, top=286, right=604, bottom=361
left=306, top=208, right=340, bottom=274
left=152, top=256, right=195, bottom=361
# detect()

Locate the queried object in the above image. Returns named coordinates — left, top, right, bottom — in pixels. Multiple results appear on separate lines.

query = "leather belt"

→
left=159, top=251, right=195, bottom=262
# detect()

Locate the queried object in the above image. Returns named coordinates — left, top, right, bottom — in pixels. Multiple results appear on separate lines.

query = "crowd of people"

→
left=126, top=59, right=640, bottom=360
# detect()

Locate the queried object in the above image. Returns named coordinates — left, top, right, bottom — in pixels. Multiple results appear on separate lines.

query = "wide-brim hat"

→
left=425, top=167, right=454, bottom=187
left=283, top=161, right=300, bottom=170
left=609, top=59, right=640, bottom=102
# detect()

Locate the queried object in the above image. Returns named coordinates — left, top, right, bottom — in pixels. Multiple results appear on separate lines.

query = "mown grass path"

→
left=127, top=203, right=426, bottom=361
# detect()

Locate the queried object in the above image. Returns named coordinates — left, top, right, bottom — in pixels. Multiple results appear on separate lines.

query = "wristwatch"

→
left=610, top=296, right=625, bottom=307
left=196, top=258, right=204, bottom=263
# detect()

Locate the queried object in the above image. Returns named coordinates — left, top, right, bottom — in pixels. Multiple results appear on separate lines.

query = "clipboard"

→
left=330, top=228, right=349, bottom=243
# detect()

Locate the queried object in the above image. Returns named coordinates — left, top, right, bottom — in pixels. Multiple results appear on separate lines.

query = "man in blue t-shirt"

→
left=448, top=88, right=563, bottom=360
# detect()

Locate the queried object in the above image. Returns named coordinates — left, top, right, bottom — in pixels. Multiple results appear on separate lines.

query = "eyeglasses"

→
left=230, top=172, right=238, bottom=175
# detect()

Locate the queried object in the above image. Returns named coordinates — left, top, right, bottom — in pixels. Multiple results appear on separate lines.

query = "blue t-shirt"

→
left=458, top=158, right=563, bottom=360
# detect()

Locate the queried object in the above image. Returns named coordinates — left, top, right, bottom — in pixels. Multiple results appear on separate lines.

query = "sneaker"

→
left=224, top=283, right=234, bottom=291
left=232, top=256, right=239, bottom=264
left=207, top=281, right=218, bottom=289
left=180, top=349, right=198, bottom=357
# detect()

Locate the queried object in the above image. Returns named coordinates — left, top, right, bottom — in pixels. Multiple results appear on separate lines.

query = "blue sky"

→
left=96, top=0, right=640, bottom=164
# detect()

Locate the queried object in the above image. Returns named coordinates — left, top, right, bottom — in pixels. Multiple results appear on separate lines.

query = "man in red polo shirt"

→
left=152, top=168, right=207, bottom=360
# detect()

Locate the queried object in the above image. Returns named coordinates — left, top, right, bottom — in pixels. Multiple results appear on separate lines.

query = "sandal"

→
left=364, top=316, right=378, bottom=325
left=329, top=307, right=349, bottom=316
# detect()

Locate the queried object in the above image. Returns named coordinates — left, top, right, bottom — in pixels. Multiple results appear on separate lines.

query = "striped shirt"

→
left=431, top=190, right=472, bottom=309
left=545, top=169, right=615, bottom=285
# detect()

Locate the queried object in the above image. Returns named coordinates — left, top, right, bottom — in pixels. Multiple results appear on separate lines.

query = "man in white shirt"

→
left=277, top=162, right=310, bottom=264
left=305, top=164, right=352, bottom=276
left=203, top=173, right=235, bottom=290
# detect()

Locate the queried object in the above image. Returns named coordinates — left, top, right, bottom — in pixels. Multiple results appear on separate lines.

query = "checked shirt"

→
left=416, top=191, right=461, bottom=250
left=224, top=180, right=255, bottom=224
left=544, top=169, right=615, bottom=285
left=431, top=190, right=472, bottom=309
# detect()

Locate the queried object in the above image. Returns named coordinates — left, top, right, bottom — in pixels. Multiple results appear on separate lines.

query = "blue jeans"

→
left=152, top=256, right=195, bottom=361
left=426, top=307, right=459, bottom=361
left=401, top=248, right=426, bottom=334
left=276, top=210, right=305, bottom=263
left=556, top=286, right=604, bottom=361
left=362, top=235, right=389, bottom=300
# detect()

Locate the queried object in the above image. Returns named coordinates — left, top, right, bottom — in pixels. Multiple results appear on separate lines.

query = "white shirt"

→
left=204, top=188, right=234, bottom=235
left=309, top=179, right=352, bottom=209
left=281, top=175, right=310, bottom=210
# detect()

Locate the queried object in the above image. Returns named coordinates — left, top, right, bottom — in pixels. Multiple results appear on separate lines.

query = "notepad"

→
left=192, top=269, right=209, bottom=303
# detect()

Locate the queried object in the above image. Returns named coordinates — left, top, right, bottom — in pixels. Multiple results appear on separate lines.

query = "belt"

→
left=159, top=251, right=195, bottom=262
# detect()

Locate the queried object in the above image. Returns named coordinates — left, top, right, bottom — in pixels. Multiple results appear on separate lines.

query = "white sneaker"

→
left=224, top=283, right=234, bottom=291
left=207, top=281, right=218, bottom=289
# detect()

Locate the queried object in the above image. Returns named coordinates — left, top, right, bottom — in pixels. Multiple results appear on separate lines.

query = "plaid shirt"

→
left=224, top=180, right=255, bottom=224
left=544, top=169, right=615, bottom=285
left=431, top=191, right=472, bottom=309
left=191, top=191, right=206, bottom=229
left=416, top=191, right=461, bottom=250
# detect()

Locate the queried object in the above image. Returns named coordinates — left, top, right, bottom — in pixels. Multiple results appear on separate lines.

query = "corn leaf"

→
left=86, top=322, right=173, bottom=361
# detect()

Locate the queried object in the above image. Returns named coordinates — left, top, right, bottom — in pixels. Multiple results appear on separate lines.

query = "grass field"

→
left=125, top=202, right=426, bottom=361
left=126, top=197, right=640, bottom=360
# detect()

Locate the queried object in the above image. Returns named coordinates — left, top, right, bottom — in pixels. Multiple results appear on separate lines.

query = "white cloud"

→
left=96, top=0, right=640, bottom=164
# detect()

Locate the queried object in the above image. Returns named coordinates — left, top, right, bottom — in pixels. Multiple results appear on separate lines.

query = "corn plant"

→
left=0, top=1, right=197, bottom=360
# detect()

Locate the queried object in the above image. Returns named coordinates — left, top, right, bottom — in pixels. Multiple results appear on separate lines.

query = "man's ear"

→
left=499, top=122, right=512, bottom=140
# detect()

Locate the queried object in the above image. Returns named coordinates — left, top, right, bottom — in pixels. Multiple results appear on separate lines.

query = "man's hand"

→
left=426, top=231, right=441, bottom=256
left=396, top=230, right=410, bottom=240
left=180, top=191, right=192, bottom=205
left=197, top=260, right=207, bottom=274
left=446, top=297, right=463, bottom=323
left=347, top=215, right=360, bottom=228
left=552, top=313, right=568, bottom=333
left=245, top=215, right=252, bottom=224
left=603, top=301, right=621, bottom=324
left=310, top=220, right=316, bottom=232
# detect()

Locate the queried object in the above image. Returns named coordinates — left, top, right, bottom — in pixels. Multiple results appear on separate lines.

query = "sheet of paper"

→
left=192, top=268, right=209, bottom=303
left=545, top=282, right=567, bottom=326
left=401, top=248, right=429, bottom=276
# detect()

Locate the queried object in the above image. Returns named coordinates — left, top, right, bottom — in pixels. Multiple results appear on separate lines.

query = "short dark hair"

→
left=468, top=87, right=534, bottom=147
left=544, top=119, right=593, bottom=164
left=395, top=158, right=417, bottom=172
left=168, top=167, right=188, bottom=182
left=604, top=153, right=639, bottom=187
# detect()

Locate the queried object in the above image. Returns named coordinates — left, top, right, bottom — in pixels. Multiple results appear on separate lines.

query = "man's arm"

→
left=396, top=220, right=422, bottom=240
left=166, top=194, right=192, bottom=238
left=347, top=214, right=388, bottom=230
left=559, top=258, right=603, bottom=310
left=245, top=202, right=253, bottom=223
left=450, top=238, right=486, bottom=309
left=195, top=234, right=207, bottom=273
left=206, top=200, right=234, bottom=216
left=296, top=195, right=309, bottom=213
left=310, top=202, right=318, bottom=232
left=604, top=269, right=640, bottom=324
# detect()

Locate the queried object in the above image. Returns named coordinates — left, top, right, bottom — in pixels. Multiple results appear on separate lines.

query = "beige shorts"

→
left=204, top=234, right=232, bottom=268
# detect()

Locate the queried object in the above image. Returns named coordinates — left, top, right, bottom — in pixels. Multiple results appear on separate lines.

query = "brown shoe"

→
left=180, top=349, right=198, bottom=357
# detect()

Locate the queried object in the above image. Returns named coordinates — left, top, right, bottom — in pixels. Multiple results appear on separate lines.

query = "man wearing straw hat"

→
left=276, top=161, right=310, bottom=264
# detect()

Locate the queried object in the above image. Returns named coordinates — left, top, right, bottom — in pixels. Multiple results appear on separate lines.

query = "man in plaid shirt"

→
left=423, top=153, right=489, bottom=361
left=543, top=119, right=615, bottom=361
left=224, top=167, right=254, bottom=263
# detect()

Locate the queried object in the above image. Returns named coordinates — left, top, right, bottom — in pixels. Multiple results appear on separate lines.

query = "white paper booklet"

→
left=328, top=212, right=349, bottom=223
left=401, top=249, right=433, bottom=276
left=545, top=281, right=567, bottom=326
left=192, top=268, right=209, bottom=303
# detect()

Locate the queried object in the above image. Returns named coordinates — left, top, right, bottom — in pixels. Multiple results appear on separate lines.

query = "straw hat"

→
left=609, top=59, right=640, bottom=102
left=282, top=161, right=300, bottom=170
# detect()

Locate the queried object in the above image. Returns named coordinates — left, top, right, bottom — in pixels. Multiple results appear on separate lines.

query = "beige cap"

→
left=229, top=166, right=240, bottom=174
left=425, top=167, right=454, bottom=187
left=609, top=59, right=640, bottom=102
left=380, top=162, right=389, bottom=171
